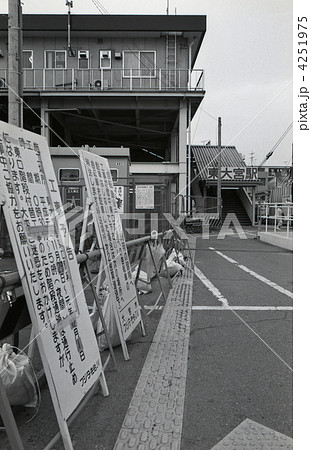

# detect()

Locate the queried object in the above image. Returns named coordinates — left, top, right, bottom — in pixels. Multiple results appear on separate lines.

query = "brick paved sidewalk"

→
left=114, top=253, right=195, bottom=449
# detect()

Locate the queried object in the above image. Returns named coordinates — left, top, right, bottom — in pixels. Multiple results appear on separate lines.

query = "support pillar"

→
left=178, top=99, right=187, bottom=214
left=8, top=0, right=22, bottom=127
left=252, top=186, right=256, bottom=226
left=40, top=100, right=50, bottom=144
left=170, top=128, right=177, bottom=163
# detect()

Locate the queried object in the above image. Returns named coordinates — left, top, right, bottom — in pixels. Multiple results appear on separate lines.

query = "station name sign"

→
left=207, top=167, right=258, bottom=181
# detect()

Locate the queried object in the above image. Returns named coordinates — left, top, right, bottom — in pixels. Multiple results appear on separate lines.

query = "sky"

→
left=0, top=0, right=293, bottom=166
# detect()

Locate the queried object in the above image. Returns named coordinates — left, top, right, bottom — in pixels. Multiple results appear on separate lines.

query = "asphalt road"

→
left=0, top=233, right=292, bottom=449
left=182, top=234, right=293, bottom=449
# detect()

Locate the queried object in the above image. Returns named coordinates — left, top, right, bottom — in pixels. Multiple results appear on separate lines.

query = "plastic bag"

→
left=166, top=260, right=183, bottom=277
left=97, top=297, right=127, bottom=350
left=140, top=244, right=166, bottom=280
left=167, top=249, right=187, bottom=267
left=148, top=244, right=166, bottom=278
left=132, top=267, right=152, bottom=294
left=0, top=343, right=37, bottom=407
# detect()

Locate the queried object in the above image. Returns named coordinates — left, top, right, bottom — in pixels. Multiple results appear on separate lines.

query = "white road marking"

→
left=194, top=265, right=229, bottom=306
left=210, top=418, right=293, bottom=449
left=193, top=259, right=292, bottom=371
left=210, top=248, right=293, bottom=299
left=192, top=306, right=293, bottom=311
left=144, top=306, right=293, bottom=311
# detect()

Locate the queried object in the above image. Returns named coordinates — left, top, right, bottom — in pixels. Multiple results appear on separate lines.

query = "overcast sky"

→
left=1, top=0, right=293, bottom=166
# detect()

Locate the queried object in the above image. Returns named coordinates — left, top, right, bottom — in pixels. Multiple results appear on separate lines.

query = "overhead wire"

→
left=260, top=122, right=293, bottom=165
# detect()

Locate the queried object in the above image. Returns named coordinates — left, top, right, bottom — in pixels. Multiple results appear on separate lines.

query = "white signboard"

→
left=79, top=150, right=141, bottom=341
left=0, top=121, right=103, bottom=421
left=207, top=167, right=258, bottom=181
left=136, top=185, right=154, bottom=209
left=114, top=185, right=124, bottom=213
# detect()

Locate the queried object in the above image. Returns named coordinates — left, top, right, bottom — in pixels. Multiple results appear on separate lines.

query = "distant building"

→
left=256, top=166, right=293, bottom=203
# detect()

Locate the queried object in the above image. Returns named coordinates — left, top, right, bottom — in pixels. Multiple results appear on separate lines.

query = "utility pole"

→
left=8, top=0, right=22, bottom=127
left=187, top=100, right=192, bottom=214
left=250, top=151, right=255, bottom=166
left=217, top=117, right=222, bottom=220
left=66, top=1, right=74, bottom=56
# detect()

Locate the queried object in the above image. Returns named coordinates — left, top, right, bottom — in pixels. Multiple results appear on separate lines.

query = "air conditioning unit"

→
left=100, top=50, right=111, bottom=69
left=78, top=50, right=89, bottom=59
left=0, top=77, right=5, bottom=88
left=115, top=52, right=122, bottom=59
left=100, top=51, right=111, bottom=58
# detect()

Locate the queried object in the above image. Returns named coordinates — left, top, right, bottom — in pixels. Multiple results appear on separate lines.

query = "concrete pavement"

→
left=182, top=235, right=292, bottom=449
left=0, top=231, right=293, bottom=449
left=113, top=232, right=292, bottom=449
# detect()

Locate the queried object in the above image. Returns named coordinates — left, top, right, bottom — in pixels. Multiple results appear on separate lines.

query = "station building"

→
left=191, top=145, right=260, bottom=226
left=0, top=13, right=206, bottom=229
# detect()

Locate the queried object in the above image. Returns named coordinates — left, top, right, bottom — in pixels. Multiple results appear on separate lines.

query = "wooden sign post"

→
left=79, top=149, right=144, bottom=360
left=0, top=121, right=108, bottom=449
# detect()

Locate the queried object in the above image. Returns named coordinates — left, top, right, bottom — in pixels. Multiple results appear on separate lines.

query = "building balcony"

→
left=0, top=68, right=204, bottom=93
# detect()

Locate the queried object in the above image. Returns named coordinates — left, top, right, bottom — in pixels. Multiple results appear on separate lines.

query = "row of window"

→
left=23, top=50, right=156, bottom=75
left=59, top=168, right=118, bottom=182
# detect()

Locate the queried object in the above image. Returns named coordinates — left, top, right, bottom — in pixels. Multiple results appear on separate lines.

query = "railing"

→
left=238, top=188, right=254, bottom=225
left=0, top=68, right=204, bottom=92
left=257, top=202, right=293, bottom=237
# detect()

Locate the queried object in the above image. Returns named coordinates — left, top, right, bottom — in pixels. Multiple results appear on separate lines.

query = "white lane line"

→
left=194, top=265, right=229, bottom=306
left=144, top=306, right=293, bottom=311
left=193, top=261, right=292, bottom=371
left=192, top=306, right=293, bottom=311
left=210, top=248, right=293, bottom=299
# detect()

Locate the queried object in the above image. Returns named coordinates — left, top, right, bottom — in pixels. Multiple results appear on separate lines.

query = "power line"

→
left=260, top=122, right=293, bottom=165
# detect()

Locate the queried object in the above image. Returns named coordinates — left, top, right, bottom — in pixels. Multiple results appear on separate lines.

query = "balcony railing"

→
left=0, top=68, right=204, bottom=92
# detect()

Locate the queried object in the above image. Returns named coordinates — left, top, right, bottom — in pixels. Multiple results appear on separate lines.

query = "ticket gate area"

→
left=63, top=186, right=83, bottom=208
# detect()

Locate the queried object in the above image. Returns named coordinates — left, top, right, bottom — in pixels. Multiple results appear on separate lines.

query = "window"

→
left=45, top=50, right=66, bottom=69
left=23, top=50, right=33, bottom=69
left=99, top=50, right=111, bottom=69
left=110, top=169, right=118, bottom=182
left=59, top=168, right=80, bottom=182
left=78, top=50, right=89, bottom=69
left=123, top=51, right=156, bottom=77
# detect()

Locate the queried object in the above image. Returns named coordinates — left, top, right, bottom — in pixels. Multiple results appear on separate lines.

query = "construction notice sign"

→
left=0, top=121, right=103, bottom=421
left=79, top=150, right=141, bottom=340
left=135, top=185, right=154, bottom=209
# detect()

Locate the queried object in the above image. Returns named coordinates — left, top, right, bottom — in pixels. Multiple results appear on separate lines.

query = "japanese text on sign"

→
left=0, top=121, right=102, bottom=421
left=135, top=185, right=154, bottom=209
left=79, top=150, right=141, bottom=340
left=207, top=167, right=258, bottom=181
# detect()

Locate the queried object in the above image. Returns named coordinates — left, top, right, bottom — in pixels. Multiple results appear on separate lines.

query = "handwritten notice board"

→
left=79, top=150, right=141, bottom=342
left=0, top=121, right=103, bottom=421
